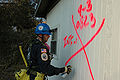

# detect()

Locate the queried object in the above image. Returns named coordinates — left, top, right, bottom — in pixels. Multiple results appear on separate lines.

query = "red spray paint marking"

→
left=64, top=35, right=68, bottom=48
left=74, top=38, right=77, bottom=44
left=65, top=15, right=105, bottom=80
left=89, top=13, right=96, bottom=28
left=78, top=4, right=86, bottom=17
left=76, top=0, right=96, bottom=31
left=86, top=0, right=92, bottom=12
left=64, top=34, right=74, bottom=48
left=64, top=0, right=105, bottom=80
left=64, top=0, right=96, bottom=48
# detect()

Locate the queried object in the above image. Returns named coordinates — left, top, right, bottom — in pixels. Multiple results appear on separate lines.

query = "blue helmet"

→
left=35, top=23, right=51, bottom=35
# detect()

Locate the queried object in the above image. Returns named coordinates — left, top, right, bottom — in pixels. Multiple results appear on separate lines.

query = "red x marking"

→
left=65, top=15, right=105, bottom=80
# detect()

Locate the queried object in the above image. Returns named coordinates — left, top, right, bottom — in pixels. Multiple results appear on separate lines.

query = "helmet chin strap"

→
left=38, top=34, right=47, bottom=43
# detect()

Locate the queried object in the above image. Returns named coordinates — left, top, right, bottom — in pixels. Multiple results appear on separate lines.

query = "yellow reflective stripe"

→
left=35, top=72, right=45, bottom=80
left=19, top=46, right=28, bottom=67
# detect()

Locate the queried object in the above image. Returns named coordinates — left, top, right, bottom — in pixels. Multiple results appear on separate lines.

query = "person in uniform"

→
left=28, top=23, right=72, bottom=80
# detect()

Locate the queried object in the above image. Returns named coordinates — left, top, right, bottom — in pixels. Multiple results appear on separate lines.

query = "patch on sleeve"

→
left=41, top=48, right=47, bottom=53
left=41, top=53, right=48, bottom=61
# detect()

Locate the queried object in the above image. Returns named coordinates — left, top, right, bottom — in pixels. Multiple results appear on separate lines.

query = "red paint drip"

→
left=65, top=15, right=105, bottom=80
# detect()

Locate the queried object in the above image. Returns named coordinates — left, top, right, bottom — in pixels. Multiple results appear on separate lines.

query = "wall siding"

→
left=46, top=0, right=120, bottom=80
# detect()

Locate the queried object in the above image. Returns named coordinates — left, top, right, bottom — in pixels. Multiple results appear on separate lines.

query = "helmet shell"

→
left=35, top=23, right=51, bottom=35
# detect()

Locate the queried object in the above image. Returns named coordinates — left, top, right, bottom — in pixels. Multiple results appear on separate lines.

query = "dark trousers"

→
left=30, top=74, right=36, bottom=80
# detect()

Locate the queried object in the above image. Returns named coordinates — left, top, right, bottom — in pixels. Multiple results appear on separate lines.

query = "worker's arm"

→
left=44, top=63, right=72, bottom=76
left=45, top=65, right=65, bottom=76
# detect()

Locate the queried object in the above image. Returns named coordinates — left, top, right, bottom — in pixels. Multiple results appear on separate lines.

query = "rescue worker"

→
left=28, top=23, right=72, bottom=80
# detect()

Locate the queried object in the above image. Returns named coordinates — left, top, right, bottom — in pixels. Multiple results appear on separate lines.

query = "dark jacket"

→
left=30, top=39, right=65, bottom=76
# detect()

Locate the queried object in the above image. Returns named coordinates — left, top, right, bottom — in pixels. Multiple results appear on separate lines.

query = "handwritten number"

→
left=86, top=0, right=92, bottom=12
left=78, top=4, right=86, bottom=17
left=64, top=35, right=74, bottom=47
left=89, top=13, right=96, bottom=28
left=64, top=36, right=67, bottom=48
left=84, top=15, right=89, bottom=27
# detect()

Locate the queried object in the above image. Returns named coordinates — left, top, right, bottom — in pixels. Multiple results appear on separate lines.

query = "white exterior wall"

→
left=46, top=0, right=120, bottom=80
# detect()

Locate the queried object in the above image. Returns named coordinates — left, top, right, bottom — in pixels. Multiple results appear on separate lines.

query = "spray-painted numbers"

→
left=64, top=0, right=96, bottom=48
left=75, top=0, right=96, bottom=30
left=64, top=0, right=105, bottom=80
left=64, top=34, right=77, bottom=48
left=86, top=0, right=92, bottom=12
left=78, top=4, right=86, bottom=17
left=89, top=13, right=96, bottom=28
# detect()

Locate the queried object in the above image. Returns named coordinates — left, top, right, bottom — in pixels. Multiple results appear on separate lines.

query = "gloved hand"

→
left=49, top=53, right=54, bottom=60
left=64, top=65, right=72, bottom=74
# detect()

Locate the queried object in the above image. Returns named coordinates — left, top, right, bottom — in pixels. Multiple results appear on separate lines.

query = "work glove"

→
left=64, top=65, right=72, bottom=74
left=49, top=53, right=54, bottom=60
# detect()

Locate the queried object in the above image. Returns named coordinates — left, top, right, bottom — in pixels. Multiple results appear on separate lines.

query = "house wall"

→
left=46, top=0, right=120, bottom=80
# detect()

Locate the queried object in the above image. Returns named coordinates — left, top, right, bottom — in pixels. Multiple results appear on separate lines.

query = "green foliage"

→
left=0, top=0, right=37, bottom=79
left=0, top=0, right=36, bottom=29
